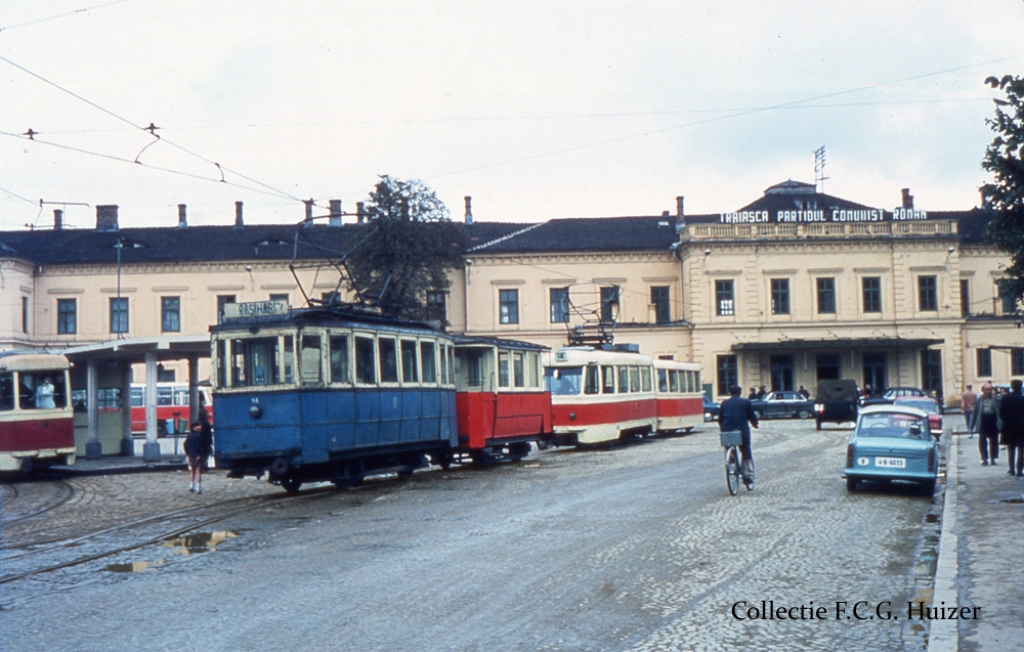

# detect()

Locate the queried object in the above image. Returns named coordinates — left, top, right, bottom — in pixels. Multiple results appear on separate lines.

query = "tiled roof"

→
left=467, top=215, right=681, bottom=254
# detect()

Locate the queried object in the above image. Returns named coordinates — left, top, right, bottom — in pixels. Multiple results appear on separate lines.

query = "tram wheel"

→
left=269, top=457, right=289, bottom=478
left=281, top=477, right=302, bottom=493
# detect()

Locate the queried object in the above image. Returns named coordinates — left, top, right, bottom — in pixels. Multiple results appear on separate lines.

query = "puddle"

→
left=924, top=512, right=940, bottom=524
left=1000, top=497, right=1024, bottom=504
left=103, top=560, right=164, bottom=573
left=161, top=530, right=239, bottom=555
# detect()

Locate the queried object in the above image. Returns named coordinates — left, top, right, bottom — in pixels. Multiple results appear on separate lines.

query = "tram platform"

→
left=53, top=437, right=191, bottom=476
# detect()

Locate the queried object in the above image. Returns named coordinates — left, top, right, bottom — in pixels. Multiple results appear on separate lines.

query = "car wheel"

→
left=797, top=409, right=812, bottom=419
left=846, top=477, right=859, bottom=491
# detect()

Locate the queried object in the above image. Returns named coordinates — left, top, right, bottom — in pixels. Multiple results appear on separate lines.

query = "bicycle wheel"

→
left=725, top=447, right=740, bottom=496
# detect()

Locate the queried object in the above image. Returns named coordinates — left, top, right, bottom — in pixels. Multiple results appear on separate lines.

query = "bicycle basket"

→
left=719, top=430, right=743, bottom=448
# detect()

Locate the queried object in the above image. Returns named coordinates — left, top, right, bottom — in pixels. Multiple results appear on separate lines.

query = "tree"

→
left=982, top=75, right=1024, bottom=307
left=347, top=175, right=466, bottom=324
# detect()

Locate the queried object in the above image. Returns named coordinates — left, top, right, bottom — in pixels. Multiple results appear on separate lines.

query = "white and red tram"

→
left=652, top=359, right=704, bottom=434
left=544, top=346, right=658, bottom=446
left=0, top=352, right=76, bottom=473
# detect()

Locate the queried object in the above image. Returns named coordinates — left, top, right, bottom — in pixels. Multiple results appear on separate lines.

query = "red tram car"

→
left=652, top=359, right=705, bottom=434
left=0, top=352, right=76, bottom=474
left=449, top=336, right=552, bottom=463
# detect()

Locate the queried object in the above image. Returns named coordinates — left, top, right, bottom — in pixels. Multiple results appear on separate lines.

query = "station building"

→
left=0, top=180, right=1019, bottom=454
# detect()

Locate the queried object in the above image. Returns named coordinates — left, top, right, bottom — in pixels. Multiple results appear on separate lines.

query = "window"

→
left=217, top=295, right=236, bottom=324
left=1013, top=349, right=1024, bottom=376
left=498, top=351, right=510, bottom=387
left=918, top=276, right=938, bottom=312
left=110, top=297, right=129, bottom=334
left=716, top=355, right=738, bottom=397
left=499, top=289, right=519, bottom=324
left=601, top=366, right=615, bottom=394
left=585, top=366, right=600, bottom=394
left=715, top=280, right=735, bottom=316
left=550, top=287, right=570, bottom=323
left=355, top=336, right=376, bottom=384
left=379, top=338, right=398, bottom=383
left=513, top=352, right=525, bottom=387
left=300, top=335, right=322, bottom=385
left=400, top=340, right=419, bottom=383
left=330, top=335, right=349, bottom=383
left=427, top=291, right=446, bottom=323
left=862, top=277, right=882, bottom=313
left=57, top=299, right=77, bottom=334
left=816, top=278, right=836, bottom=314
left=816, top=353, right=840, bottom=381
left=997, top=280, right=1018, bottom=315
left=269, top=293, right=289, bottom=304
left=921, top=350, right=942, bottom=395
left=420, top=342, right=437, bottom=383
left=21, top=296, right=28, bottom=333
left=321, top=291, right=342, bottom=305
left=960, top=279, right=970, bottom=317
left=162, top=296, right=181, bottom=332
left=651, top=286, right=671, bottom=324
left=618, top=366, right=629, bottom=394
left=600, top=286, right=619, bottom=322
left=977, top=348, right=992, bottom=377
left=770, top=279, right=790, bottom=315
left=228, top=336, right=282, bottom=387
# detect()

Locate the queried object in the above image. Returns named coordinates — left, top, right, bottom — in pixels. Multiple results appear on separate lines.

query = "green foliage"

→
left=982, top=75, right=1024, bottom=306
left=347, top=175, right=466, bottom=324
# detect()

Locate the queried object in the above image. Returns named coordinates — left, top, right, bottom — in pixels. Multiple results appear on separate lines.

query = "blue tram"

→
left=210, top=301, right=457, bottom=492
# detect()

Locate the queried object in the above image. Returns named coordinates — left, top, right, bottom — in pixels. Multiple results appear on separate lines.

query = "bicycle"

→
left=720, top=429, right=754, bottom=495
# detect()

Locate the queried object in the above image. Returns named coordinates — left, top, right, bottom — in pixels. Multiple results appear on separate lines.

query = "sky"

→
left=2, top=1, right=1023, bottom=231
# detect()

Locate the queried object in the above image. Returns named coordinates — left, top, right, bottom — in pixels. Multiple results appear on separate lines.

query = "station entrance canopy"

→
left=730, top=337, right=944, bottom=351
left=63, top=335, right=212, bottom=462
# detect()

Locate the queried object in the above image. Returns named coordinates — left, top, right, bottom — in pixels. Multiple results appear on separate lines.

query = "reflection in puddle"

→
left=103, top=560, right=164, bottom=573
left=162, top=531, right=239, bottom=555
left=1000, top=497, right=1023, bottom=504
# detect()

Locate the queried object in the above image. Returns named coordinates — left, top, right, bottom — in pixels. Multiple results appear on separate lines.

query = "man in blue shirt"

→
left=718, top=385, right=760, bottom=488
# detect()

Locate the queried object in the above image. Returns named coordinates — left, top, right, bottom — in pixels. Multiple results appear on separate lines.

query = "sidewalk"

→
left=53, top=438, right=190, bottom=476
left=930, top=422, right=1024, bottom=651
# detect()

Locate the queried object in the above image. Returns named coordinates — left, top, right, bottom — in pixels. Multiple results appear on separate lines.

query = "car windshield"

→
left=545, top=367, right=583, bottom=395
left=857, top=413, right=929, bottom=439
left=896, top=399, right=938, bottom=415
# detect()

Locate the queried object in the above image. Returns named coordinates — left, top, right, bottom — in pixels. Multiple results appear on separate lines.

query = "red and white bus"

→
left=653, top=359, right=704, bottom=434
left=544, top=346, right=657, bottom=446
left=451, top=336, right=552, bottom=463
left=0, top=352, right=76, bottom=473
left=129, top=383, right=213, bottom=434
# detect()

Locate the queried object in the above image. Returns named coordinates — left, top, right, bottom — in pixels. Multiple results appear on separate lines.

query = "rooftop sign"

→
left=223, top=300, right=289, bottom=320
left=718, top=207, right=928, bottom=224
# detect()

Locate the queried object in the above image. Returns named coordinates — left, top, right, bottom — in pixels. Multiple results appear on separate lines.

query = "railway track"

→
left=0, top=477, right=77, bottom=527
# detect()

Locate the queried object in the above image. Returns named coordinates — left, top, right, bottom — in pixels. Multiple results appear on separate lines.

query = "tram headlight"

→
left=249, top=403, right=263, bottom=419
left=569, top=412, right=576, bottom=421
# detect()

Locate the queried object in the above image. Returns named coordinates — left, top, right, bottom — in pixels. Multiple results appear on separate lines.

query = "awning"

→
left=731, top=337, right=943, bottom=352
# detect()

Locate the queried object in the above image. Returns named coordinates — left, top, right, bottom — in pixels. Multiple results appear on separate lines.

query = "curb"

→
left=928, top=431, right=960, bottom=652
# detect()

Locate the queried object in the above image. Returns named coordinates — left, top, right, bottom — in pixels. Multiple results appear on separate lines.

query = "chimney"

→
left=177, top=204, right=188, bottom=229
left=464, top=196, right=474, bottom=225
left=234, top=201, right=244, bottom=229
left=676, top=196, right=684, bottom=218
left=901, top=188, right=914, bottom=209
left=53, top=209, right=63, bottom=231
left=303, top=198, right=314, bottom=228
left=95, top=205, right=119, bottom=232
left=356, top=202, right=365, bottom=224
left=329, top=199, right=342, bottom=227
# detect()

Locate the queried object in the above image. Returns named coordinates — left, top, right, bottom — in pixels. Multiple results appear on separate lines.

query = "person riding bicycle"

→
left=718, top=384, right=759, bottom=489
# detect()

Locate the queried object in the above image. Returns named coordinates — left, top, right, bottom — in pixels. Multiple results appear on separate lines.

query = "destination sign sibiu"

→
left=718, top=207, right=928, bottom=224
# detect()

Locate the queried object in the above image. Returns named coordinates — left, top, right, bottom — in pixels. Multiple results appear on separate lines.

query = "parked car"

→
left=893, top=396, right=943, bottom=438
left=703, top=396, right=721, bottom=422
left=750, top=390, right=815, bottom=419
left=861, top=386, right=926, bottom=407
left=844, top=404, right=938, bottom=494
left=814, top=379, right=859, bottom=430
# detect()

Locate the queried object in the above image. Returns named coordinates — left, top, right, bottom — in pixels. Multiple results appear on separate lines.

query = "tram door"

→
left=770, top=355, right=794, bottom=392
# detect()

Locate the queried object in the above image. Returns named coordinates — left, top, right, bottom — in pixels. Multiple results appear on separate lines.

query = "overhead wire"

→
left=0, top=0, right=132, bottom=33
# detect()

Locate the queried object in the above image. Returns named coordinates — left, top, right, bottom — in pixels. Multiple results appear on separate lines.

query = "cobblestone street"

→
left=3, top=418, right=945, bottom=652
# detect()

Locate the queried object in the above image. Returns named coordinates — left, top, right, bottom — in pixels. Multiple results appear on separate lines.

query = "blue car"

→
left=703, top=397, right=720, bottom=422
left=844, top=404, right=938, bottom=495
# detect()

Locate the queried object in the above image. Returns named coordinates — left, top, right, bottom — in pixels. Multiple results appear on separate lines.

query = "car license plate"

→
left=875, top=457, right=905, bottom=468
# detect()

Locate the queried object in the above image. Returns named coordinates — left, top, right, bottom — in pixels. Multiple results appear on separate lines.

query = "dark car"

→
left=814, top=379, right=860, bottom=430
left=703, top=396, right=721, bottom=422
left=861, top=386, right=927, bottom=408
left=750, top=390, right=815, bottom=419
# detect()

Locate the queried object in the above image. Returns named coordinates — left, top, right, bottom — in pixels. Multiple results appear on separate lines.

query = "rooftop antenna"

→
left=814, top=146, right=829, bottom=193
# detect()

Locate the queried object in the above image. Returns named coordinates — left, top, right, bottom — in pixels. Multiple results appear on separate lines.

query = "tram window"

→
left=602, top=366, right=615, bottom=394
left=629, top=366, right=641, bottom=393
left=464, top=350, right=483, bottom=388
left=527, top=352, right=540, bottom=388
left=420, top=342, right=437, bottom=383
left=215, top=339, right=227, bottom=389
left=174, top=387, right=189, bottom=406
left=584, top=365, right=600, bottom=394
left=440, top=344, right=449, bottom=384
left=0, top=373, right=14, bottom=410
left=379, top=338, right=399, bottom=383
left=498, top=352, right=510, bottom=388
left=232, top=337, right=281, bottom=387
left=694, top=371, right=701, bottom=391
left=131, top=386, right=143, bottom=407
left=230, top=339, right=248, bottom=386
left=401, top=340, right=419, bottom=383
left=545, top=367, right=583, bottom=395
left=641, top=367, right=652, bottom=392
left=158, top=386, right=173, bottom=406
left=618, top=366, right=629, bottom=394
left=301, top=335, right=323, bottom=385
left=355, top=336, right=376, bottom=384
left=658, top=369, right=668, bottom=393
left=686, top=371, right=695, bottom=393
left=329, top=335, right=350, bottom=384
left=447, top=346, right=455, bottom=385
left=283, top=336, right=294, bottom=384
left=669, top=370, right=679, bottom=393
left=513, top=352, right=525, bottom=388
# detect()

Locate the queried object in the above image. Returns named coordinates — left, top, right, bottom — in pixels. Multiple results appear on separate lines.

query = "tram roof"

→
left=452, top=335, right=549, bottom=351
left=211, top=303, right=444, bottom=335
left=0, top=350, right=71, bottom=371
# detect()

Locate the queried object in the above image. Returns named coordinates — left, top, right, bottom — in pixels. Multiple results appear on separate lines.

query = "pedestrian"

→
left=198, top=409, right=213, bottom=471
left=971, top=383, right=1001, bottom=466
left=747, top=387, right=758, bottom=400
left=998, top=379, right=1024, bottom=477
left=757, top=385, right=767, bottom=400
left=35, top=376, right=55, bottom=409
left=862, top=384, right=873, bottom=399
left=185, top=421, right=206, bottom=493
left=798, top=385, right=810, bottom=399
left=961, top=384, right=977, bottom=438
left=718, top=385, right=759, bottom=489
